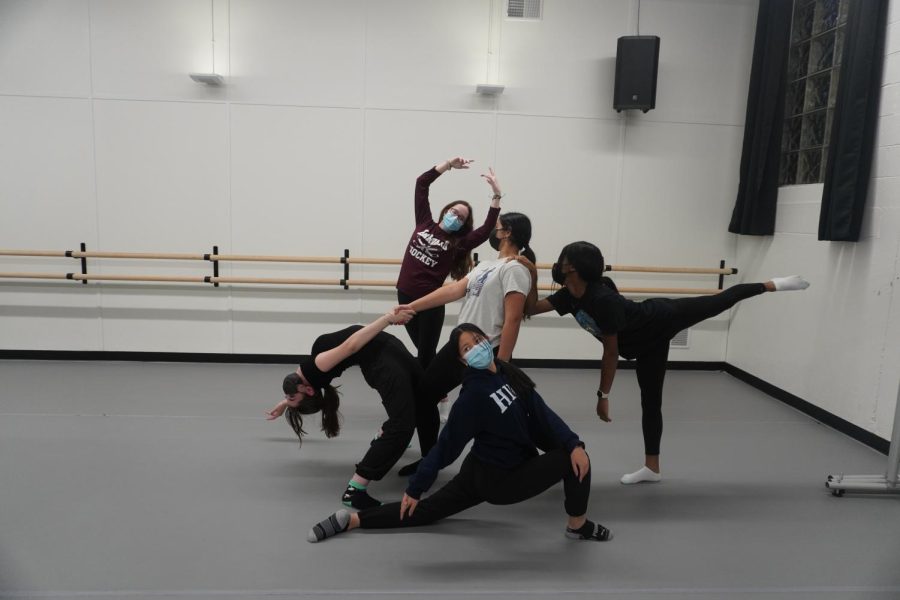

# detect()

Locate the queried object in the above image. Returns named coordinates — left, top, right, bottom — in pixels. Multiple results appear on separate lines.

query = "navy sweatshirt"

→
left=406, top=367, right=583, bottom=499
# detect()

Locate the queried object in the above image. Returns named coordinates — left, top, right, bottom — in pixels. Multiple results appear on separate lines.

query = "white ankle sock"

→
left=770, top=275, right=810, bottom=291
left=620, top=466, right=661, bottom=485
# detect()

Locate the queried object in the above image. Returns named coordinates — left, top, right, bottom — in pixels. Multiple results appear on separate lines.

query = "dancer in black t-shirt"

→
left=520, top=241, right=809, bottom=485
left=266, top=310, right=430, bottom=509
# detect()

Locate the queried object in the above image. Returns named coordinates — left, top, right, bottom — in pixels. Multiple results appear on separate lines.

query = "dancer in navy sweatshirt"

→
left=306, top=323, right=612, bottom=543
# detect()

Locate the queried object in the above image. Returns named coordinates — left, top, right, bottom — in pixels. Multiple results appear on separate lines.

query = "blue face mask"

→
left=441, top=212, right=463, bottom=232
left=464, top=339, right=494, bottom=370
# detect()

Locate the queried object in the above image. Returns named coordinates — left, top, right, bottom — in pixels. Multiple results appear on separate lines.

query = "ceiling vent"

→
left=507, top=0, right=542, bottom=19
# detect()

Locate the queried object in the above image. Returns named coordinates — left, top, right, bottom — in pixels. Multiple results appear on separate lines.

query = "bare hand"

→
left=387, top=309, right=415, bottom=325
left=481, top=167, right=502, bottom=196
left=449, top=157, right=473, bottom=169
left=570, top=446, right=591, bottom=482
left=596, top=396, right=611, bottom=422
left=266, top=401, right=287, bottom=421
left=513, top=255, right=537, bottom=276
left=399, top=493, right=419, bottom=520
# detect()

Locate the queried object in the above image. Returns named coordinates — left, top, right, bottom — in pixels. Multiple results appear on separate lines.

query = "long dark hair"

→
left=281, top=373, right=342, bottom=444
left=497, top=212, right=536, bottom=264
left=448, top=323, right=536, bottom=401
left=557, top=241, right=617, bottom=292
left=438, top=200, right=476, bottom=280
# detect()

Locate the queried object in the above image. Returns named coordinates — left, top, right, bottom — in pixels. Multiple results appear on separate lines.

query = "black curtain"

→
left=728, top=0, right=793, bottom=236
left=818, top=0, right=888, bottom=241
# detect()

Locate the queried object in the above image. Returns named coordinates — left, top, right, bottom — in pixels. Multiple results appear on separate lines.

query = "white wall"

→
left=0, top=0, right=756, bottom=361
left=727, top=0, right=900, bottom=441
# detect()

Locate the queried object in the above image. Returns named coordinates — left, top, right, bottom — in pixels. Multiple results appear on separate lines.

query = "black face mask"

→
left=489, top=230, right=501, bottom=251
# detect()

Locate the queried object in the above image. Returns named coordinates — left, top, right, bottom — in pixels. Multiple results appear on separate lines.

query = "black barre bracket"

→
left=205, top=245, right=219, bottom=287
left=79, top=242, right=87, bottom=284
left=341, top=249, right=349, bottom=290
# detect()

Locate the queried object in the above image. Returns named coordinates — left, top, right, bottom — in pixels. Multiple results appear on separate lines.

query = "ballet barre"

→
left=0, top=245, right=737, bottom=295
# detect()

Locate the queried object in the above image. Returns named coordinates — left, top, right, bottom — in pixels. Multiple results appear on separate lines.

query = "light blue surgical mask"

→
left=464, top=339, right=494, bottom=370
left=441, top=212, right=463, bottom=232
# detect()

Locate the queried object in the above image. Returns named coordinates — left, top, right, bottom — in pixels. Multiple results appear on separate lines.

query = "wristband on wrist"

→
left=597, top=389, right=610, bottom=399
left=492, top=193, right=502, bottom=200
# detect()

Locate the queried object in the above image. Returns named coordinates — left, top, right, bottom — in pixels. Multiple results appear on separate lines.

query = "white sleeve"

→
left=501, top=262, right=531, bottom=296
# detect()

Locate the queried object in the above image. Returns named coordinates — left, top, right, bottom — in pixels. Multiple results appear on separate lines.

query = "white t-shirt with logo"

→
left=457, top=258, right=532, bottom=347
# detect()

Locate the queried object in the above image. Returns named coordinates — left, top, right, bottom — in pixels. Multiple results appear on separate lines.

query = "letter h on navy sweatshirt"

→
left=489, top=384, right=517, bottom=413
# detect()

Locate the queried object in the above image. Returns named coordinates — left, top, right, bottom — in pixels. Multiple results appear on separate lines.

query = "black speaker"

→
left=613, top=35, right=660, bottom=113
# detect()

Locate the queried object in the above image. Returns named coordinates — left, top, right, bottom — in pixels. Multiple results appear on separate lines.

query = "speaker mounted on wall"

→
left=613, top=35, right=660, bottom=113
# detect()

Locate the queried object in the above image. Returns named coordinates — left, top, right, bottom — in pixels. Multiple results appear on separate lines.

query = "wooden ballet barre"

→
left=1, top=248, right=736, bottom=275
left=532, top=262, right=736, bottom=276
left=0, top=272, right=722, bottom=295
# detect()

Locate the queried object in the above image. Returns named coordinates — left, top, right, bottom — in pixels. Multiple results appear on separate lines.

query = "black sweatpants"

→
left=397, top=290, right=446, bottom=370
left=415, top=340, right=502, bottom=455
left=359, top=449, right=590, bottom=529
left=633, top=283, right=766, bottom=455
left=355, top=337, right=432, bottom=481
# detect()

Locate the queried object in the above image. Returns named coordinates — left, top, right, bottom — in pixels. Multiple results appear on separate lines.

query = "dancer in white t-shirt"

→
left=393, top=211, right=535, bottom=475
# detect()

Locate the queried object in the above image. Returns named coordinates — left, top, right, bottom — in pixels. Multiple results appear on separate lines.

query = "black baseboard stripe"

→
left=0, top=349, right=888, bottom=454
left=0, top=349, right=300, bottom=364
left=722, top=363, right=889, bottom=455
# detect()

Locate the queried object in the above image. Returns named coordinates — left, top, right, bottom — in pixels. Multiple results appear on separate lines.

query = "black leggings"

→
left=355, top=338, right=432, bottom=481
left=634, top=283, right=766, bottom=456
left=359, top=449, right=590, bottom=529
left=397, top=290, right=446, bottom=370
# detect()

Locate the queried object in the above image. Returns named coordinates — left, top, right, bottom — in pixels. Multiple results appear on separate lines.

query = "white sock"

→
left=620, top=466, right=662, bottom=485
left=770, top=275, right=810, bottom=291
left=438, top=398, right=451, bottom=424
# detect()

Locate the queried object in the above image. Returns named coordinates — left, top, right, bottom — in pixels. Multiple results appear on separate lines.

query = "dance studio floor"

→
left=0, top=360, right=898, bottom=600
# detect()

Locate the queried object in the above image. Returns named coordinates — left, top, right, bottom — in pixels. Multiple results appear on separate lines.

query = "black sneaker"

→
left=341, top=486, right=382, bottom=510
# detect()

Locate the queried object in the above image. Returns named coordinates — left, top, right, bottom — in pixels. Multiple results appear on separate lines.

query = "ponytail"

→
left=319, top=384, right=342, bottom=438
left=496, top=359, right=536, bottom=401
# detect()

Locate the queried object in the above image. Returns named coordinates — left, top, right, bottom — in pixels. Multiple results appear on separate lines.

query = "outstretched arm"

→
left=596, top=333, right=618, bottom=422
left=399, top=277, right=468, bottom=314
left=314, top=310, right=413, bottom=373
left=515, top=256, right=554, bottom=316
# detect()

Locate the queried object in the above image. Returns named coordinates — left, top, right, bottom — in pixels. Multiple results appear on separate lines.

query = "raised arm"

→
left=414, top=157, right=473, bottom=224
left=461, top=168, right=502, bottom=248
left=314, top=310, right=413, bottom=373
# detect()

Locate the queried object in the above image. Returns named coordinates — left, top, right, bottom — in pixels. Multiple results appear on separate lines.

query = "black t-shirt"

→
left=546, top=282, right=673, bottom=359
left=300, top=325, right=388, bottom=390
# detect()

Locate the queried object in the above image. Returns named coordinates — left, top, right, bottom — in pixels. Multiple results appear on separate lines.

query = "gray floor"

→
left=0, top=360, right=898, bottom=600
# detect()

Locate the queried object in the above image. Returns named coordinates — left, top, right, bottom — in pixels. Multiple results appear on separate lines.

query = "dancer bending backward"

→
left=266, top=309, right=429, bottom=509
left=306, top=323, right=612, bottom=543
left=396, top=211, right=535, bottom=474
left=521, top=241, right=809, bottom=484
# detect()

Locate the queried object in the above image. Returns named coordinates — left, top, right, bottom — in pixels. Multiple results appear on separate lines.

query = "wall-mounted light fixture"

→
left=475, top=83, right=505, bottom=95
left=189, top=73, right=224, bottom=86
left=190, top=0, right=224, bottom=86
